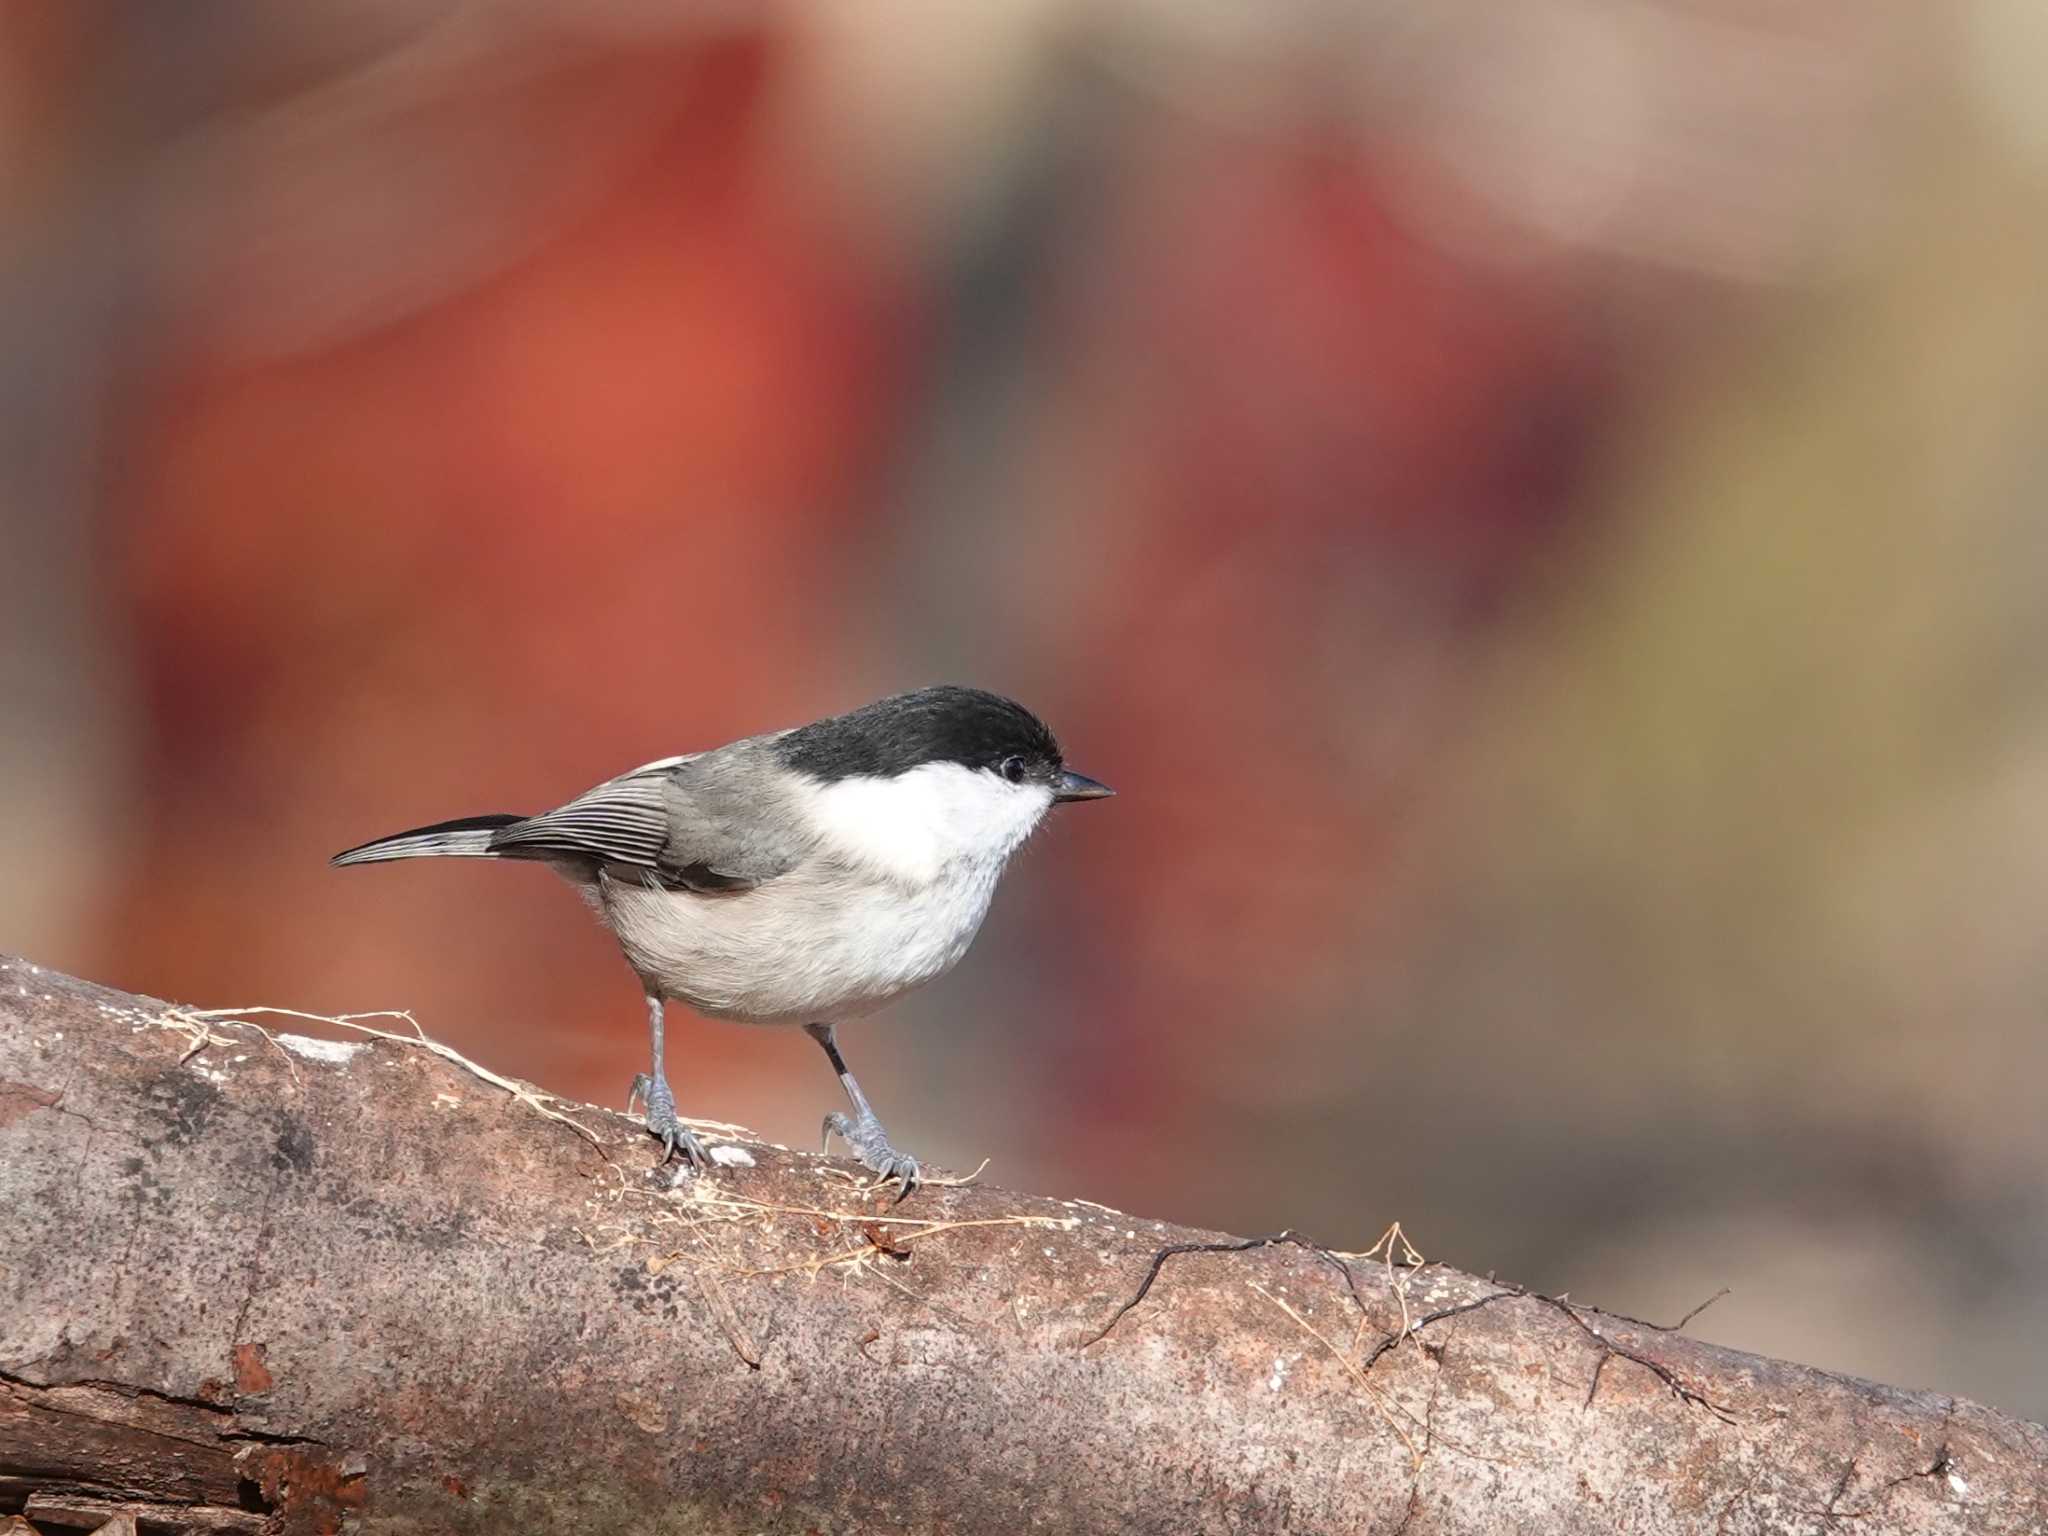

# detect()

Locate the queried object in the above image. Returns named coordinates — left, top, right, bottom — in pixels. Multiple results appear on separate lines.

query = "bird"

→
left=331, top=685, right=1113, bottom=1196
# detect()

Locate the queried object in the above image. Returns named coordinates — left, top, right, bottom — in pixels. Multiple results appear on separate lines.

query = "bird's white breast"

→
left=596, top=763, right=1051, bottom=1024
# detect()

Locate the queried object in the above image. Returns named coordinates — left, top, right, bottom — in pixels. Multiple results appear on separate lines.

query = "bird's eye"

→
left=1000, top=756, right=1027, bottom=784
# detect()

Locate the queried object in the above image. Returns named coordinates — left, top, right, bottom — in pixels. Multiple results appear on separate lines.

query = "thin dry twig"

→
left=819, top=1157, right=991, bottom=1196
left=1081, top=1229, right=1380, bottom=1350
left=1343, top=1221, right=1428, bottom=1354
left=1563, top=1286, right=1734, bottom=1339
left=177, top=1005, right=622, bottom=1160
left=1544, top=1294, right=1740, bottom=1424
left=682, top=1189, right=1073, bottom=1235
left=725, top=1213, right=1081, bottom=1280
left=158, top=1011, right=305, bottom=1087
left=1670, top=1288, right=1732, bottom=1334
left=1342, top=1269, right=1740, bottom=1426
left=1248, top=1281, right=1420, bottom=1467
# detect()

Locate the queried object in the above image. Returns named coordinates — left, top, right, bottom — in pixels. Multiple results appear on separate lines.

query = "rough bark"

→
left=1, top=953, right=2042, bottom=1535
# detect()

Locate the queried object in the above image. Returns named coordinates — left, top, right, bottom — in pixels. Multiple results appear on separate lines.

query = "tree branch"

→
left=2, top=954, right=2043, bottom=1534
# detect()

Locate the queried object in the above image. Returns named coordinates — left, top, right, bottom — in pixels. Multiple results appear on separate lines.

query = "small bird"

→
left=332, top=685, right=1112, bottom=1196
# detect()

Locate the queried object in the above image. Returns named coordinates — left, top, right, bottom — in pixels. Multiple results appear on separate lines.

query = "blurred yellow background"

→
left=6, top=1, right=2048, bottom=1417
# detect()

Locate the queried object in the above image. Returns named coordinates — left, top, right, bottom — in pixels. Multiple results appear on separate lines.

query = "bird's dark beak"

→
left=1053, top=769, right=1115, bottom=803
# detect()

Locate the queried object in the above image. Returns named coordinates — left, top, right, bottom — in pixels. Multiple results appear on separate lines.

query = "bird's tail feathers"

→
left=331, top=813, right=524, bottom=867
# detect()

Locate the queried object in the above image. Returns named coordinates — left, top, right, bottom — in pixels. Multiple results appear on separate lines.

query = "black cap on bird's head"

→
left=776, top=685, right=1113, bottom=802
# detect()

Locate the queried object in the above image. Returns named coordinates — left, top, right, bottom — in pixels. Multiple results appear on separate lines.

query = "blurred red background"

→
left=7, top=1, right=2048, bottom=1418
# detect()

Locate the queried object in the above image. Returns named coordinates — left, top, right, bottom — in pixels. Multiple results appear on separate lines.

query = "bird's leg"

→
left=805, top=1022, right=920, bottom=1202
left=628, top=993, right=709, bottom=1169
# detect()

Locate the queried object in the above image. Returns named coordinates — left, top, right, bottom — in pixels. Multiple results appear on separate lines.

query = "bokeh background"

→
left=7, top=0, right=2048, bottom=1419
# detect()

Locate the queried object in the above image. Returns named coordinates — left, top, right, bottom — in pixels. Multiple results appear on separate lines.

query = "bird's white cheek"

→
left=807, top=766, right=1051, bottom=883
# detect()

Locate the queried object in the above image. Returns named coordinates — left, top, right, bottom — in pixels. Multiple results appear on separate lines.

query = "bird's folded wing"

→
left=488, top=749, right=804, bottom=893
left=487, top=771, right=671, bottom=868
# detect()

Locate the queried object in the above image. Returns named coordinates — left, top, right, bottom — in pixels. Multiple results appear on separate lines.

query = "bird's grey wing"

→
left=651, top=745, right=808, bottom=893
left=485, top=757, right=684, bottom=872
left=488, top=745, right=804, bottom=894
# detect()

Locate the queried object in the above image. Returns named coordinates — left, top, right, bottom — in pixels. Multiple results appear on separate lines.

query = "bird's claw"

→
left=632, top=1071, right=709, bottom=1172
left=822, top=1110, right=921, bottom=1203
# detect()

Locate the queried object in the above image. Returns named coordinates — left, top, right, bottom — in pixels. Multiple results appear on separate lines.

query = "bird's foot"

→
left=628, top=1071, right=710, bottom=1171
left=822, top=1110, right=921, bottom=1203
